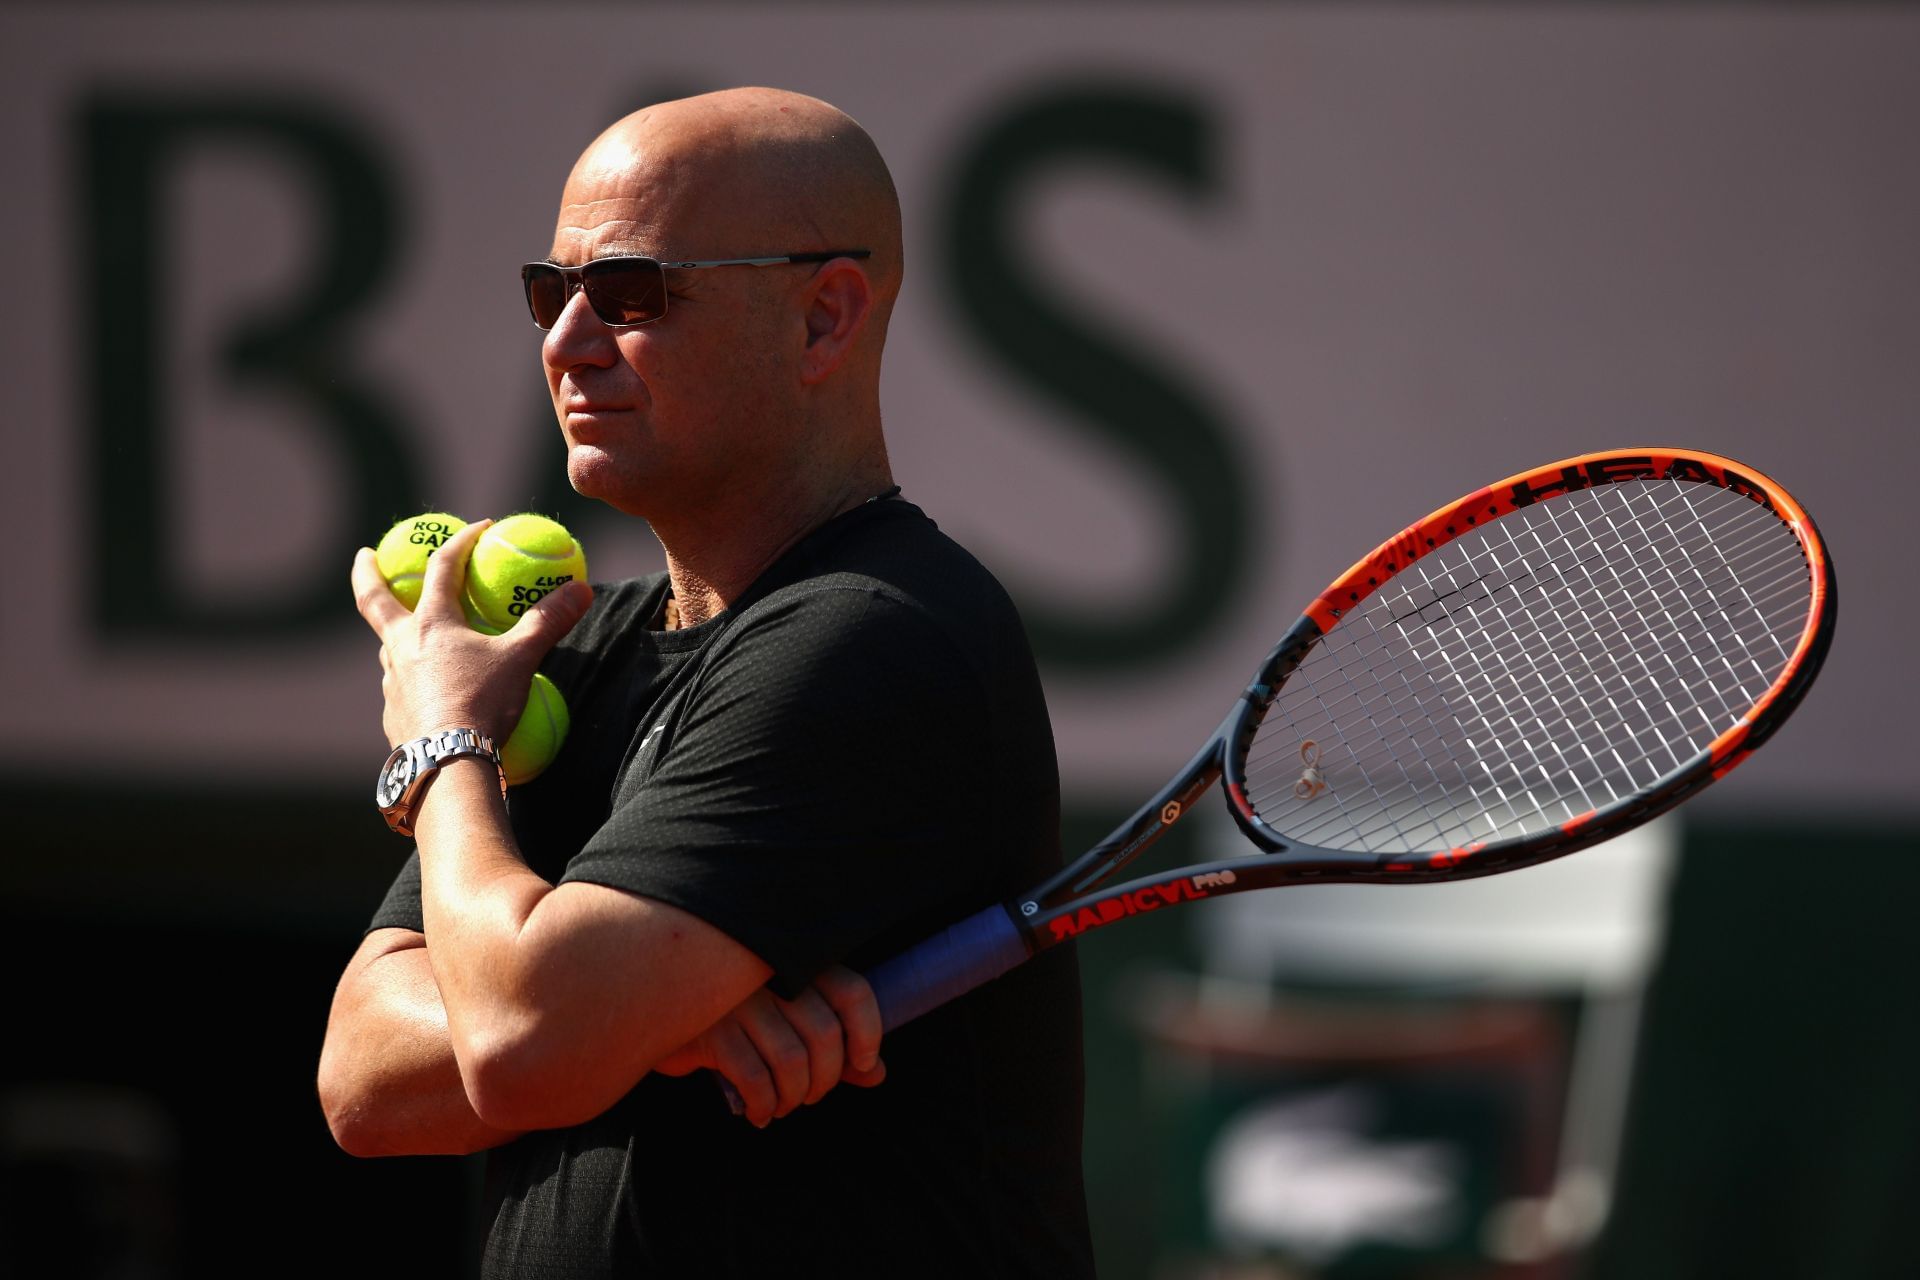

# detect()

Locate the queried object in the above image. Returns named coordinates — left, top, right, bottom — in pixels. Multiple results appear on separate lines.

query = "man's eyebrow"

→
left=541, top=250, right=656, bottom=266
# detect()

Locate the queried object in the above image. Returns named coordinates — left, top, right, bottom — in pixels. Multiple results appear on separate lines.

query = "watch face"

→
left=375, top=743, right=418, bottom=810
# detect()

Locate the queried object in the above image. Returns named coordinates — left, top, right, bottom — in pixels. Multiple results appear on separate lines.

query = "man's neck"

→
left=654, top=466, right=894, bottom=629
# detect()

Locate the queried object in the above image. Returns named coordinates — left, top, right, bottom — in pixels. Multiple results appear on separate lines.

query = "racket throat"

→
left=1026, top=726, right=1234, bottom=915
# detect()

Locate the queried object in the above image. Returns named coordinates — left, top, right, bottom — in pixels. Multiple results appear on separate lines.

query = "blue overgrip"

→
left=867, top=903, right=1032, bottom=1031
left=714, top=903, right=1034, bottom=1114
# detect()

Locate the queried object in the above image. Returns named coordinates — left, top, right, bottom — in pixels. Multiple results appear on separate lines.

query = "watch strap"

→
left=376, top=727, right=507, bottom=837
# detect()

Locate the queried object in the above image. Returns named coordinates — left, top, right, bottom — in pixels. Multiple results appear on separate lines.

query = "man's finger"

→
left=735, top=997, right=814, bottom=1119
left=813, top=965, right=884, bottom=1075
left=504, top=578, right=594, bottom=663
left=842, top=1059, right=887, bottom=1089
left=415, top=519, right=490, bottom=620
left=772, top=987, right=846, bottom=1107
left=707, top=1023, right=776, bottom=1128
left=351, top=547, right=411, bottom=639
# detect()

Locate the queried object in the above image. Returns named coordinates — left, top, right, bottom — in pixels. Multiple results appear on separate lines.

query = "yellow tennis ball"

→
left=463, top=514, right=588, bottom=634
left=501, top=672, right=569, bottom=785
left=375, top=512, right=468, bottom=611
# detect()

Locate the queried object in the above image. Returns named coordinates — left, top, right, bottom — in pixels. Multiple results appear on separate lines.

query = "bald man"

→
left=318, top=89, right=1094, bottom=1274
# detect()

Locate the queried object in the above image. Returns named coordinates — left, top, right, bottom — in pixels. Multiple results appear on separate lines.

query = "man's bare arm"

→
left=317, top=927, right=523, bottom=1157
left=319, top=918, right=885, bottom=1154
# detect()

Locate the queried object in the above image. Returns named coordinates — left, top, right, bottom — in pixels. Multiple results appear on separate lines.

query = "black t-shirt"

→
left=368, top=498, right=1093, bottom=1277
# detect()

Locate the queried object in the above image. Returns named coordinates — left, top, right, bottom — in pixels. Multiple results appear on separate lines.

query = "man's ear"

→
left=798, top=258, right=875, bottom=385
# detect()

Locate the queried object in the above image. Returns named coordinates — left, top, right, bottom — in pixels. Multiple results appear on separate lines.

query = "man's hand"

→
left=653, top=966, right=887, bottom=1127
left=351, top=519, right=593, bottom=747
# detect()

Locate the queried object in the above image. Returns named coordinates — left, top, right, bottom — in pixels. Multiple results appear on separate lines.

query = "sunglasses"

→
left=520, top=251, right=872, bottom=330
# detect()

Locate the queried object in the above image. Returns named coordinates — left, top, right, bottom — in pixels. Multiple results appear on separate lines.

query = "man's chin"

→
left=565, top=451, right=616, bottom=500
left=566, top=452, right=652, bottom=518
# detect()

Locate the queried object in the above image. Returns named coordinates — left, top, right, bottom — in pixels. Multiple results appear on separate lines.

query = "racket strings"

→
left=1344, top=479, right=1789, bottom=821
left=1244, top=478, right=1812, bottom=854
left=1275, top=485, right=1804, bottom=849
left=1412, top=492, right=1799, bottom=760
left=1274, top=486, right=1801, bottom=781
left=1256, top=526, right=1786, bottom=815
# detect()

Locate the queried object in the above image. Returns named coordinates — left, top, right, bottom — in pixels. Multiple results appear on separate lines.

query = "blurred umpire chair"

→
left=1135, top=808, right=1676, bottom=1279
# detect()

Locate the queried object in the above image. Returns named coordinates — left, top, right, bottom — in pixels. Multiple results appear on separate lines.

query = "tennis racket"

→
left=866, top=447, right=1835, bottom=1030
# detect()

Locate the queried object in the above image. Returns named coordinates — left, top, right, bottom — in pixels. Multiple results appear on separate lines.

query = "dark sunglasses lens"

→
left=583, top=259, right=666, bottom=325
left=523, top=265, right=570, bottom=329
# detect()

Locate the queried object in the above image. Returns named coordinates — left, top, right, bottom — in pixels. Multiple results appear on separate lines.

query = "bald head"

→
left=557, top=87, right=902, bottom=301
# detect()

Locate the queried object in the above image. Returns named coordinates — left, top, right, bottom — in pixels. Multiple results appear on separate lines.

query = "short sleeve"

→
left=366, top=850, right=425, bottom=934
left=560, top=583, right=994, bottom=996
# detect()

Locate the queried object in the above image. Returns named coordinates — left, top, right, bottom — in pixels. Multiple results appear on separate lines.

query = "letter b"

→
left=81, top=92, right=422, bottom=642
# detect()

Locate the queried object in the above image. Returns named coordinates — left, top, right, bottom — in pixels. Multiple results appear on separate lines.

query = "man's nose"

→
left=543, top=288, right=617, bottom=369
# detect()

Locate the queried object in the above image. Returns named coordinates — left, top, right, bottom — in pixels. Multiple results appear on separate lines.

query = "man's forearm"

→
left=319, top=933, right=523, bottom=1157
left=408, top=758, right=778, bottom=1131
left=411, top=758, right=568, bottom=1079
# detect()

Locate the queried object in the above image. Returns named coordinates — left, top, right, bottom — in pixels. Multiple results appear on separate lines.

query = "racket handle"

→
left=866, top=902, right=1032, bottom=1032
left=711, top=903, right=1030, bottom=1116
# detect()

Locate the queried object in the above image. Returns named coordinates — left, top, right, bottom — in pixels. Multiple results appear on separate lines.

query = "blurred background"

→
left=3, top=3, right=1915, bottom=1276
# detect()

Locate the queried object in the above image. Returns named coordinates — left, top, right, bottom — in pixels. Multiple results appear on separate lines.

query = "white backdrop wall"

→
left=2, top=4, right=1911, bottom=815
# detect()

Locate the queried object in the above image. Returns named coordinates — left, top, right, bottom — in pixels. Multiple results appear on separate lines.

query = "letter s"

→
left=940, top=81, right=1253, bottom=671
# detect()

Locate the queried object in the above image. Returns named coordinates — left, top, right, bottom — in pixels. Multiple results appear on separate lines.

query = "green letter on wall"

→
left=81, top=93, right=421, bottom=641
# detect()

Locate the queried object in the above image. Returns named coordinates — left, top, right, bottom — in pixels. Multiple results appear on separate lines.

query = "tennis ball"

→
left=462, top=513, right=588, bottom=635
left=501, top=672, right=569, bottom=785
left=375, top=512, right=468, bottom=611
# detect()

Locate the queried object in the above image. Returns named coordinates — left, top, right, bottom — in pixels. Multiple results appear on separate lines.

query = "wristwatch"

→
left=375, top=727, right=507, bottom=837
